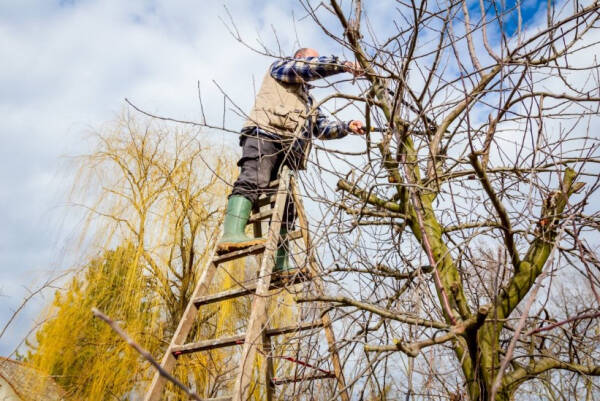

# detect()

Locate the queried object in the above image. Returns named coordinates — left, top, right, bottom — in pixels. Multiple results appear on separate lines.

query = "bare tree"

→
left=281, top=0, right=600, bottom=400
left=124, top=0, right=600, bottom=398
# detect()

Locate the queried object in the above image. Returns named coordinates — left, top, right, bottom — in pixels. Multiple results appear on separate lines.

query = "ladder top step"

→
left=172, top=320, right=324, bottom=356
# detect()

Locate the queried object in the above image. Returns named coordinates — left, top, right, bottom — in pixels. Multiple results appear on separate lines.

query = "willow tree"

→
left=273, top=0, right=600, bottom=400
left=27, top=244, right=160, bottom=399
left=27, top=114, right=255, bottom=400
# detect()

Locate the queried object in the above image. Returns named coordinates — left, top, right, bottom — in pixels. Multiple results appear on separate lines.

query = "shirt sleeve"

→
left=270, top=56, right=346, bottom=84
left=312, top=107, right=349, bottom=140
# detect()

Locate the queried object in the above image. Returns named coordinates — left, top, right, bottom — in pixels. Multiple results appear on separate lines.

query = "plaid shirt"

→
left=242, top=56, right=349, bottom=143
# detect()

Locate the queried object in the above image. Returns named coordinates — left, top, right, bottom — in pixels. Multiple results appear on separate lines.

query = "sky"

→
left=0, top=0, right=596, bottom=358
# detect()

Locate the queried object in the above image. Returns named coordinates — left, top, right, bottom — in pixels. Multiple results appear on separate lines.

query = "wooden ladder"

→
left=144, top=166, right=350, bottom=401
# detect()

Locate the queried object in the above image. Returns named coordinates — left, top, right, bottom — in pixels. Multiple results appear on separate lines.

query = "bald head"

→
left=293, top=48, right=319, bottom=58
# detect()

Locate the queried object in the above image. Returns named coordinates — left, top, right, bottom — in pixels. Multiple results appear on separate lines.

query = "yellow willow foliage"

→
left=28, top=113, right=301, bottom=400
left=27, top=243, right=161, bottom=400
left=26, top=113, right=272, bottom=400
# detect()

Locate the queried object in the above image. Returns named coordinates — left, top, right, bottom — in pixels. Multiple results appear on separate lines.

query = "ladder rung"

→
left=252, top=179, right=286, bottom=208
left=265, top=320, right=324, bottom=337
left=269, top=266, right=312, bottom=283
left=194, top=286, right=256, bottom=307
left=213, top=243, right=265, bottom=264
left=271, top=373, right=336, bottom=386
left=173, top=333, right=245, bottom=354
left=192, top=268, right=312, bottom=307
left=285, top=230, right=302, bottom=241
left=205, top=397, right=231, bottom=401
left=248, top=208, right=274, bottom=224
left=212, top=230, right=302, bottom=264
left=172, top=321, right=324, bottom=355
left=256, top=194, right=276, bottom=207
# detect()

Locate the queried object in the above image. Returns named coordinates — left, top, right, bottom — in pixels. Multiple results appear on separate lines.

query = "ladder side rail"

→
left=290, top=177, right=351, bottom=401
left=232, top=167, right=292, bottom=401
left=252, top=197, right=275, bottom=401
left=261, top=335, right=274, bottom=401
left=144, top=248, right=221, bottom=401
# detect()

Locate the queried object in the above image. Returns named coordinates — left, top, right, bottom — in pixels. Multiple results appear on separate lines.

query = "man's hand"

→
left=343, top=61, right=364, bottom=77
left=348, top=120, right=365, bottom=135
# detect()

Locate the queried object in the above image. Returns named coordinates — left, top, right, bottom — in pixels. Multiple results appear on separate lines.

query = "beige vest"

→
left=243, top=71, right=314, bottom=137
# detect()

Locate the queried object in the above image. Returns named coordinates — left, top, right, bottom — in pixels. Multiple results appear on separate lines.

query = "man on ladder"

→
left=144, top=48, right=361, bottom=401
left=217, top=47, right=365, bottom=269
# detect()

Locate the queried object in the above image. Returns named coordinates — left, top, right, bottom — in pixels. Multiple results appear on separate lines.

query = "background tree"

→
left=26, top=114, right=261, bottom=400
left=280, top=0, right=600, bottom=400
left=28, top=244, right=157, bottom=399
left=128, top=0, right=600, bottom=397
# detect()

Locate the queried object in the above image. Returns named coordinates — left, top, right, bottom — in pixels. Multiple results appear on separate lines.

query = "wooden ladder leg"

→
left=253, top=198, right=275, bottom=401
left=290, top=177, right=351, bottom=401
left=144, top=255, right=221, bottom=401
left=232, top=167, right=292, bottom=401
left=262, top=333, right=274, bottom=401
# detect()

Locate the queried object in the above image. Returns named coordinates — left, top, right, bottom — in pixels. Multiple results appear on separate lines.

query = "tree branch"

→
left=92, top=308, right=203, bottom=401
left=295, top=295, right=448, bottom=330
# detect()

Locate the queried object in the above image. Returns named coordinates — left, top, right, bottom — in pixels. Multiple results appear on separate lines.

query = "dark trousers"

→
left=230, top=135, right=296, bottom=229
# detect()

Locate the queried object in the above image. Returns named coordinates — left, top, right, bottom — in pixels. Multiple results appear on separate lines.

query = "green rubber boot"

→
left=217, top=195, right=265, bottom=254
left=274, top=227, right=293, bottom=272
